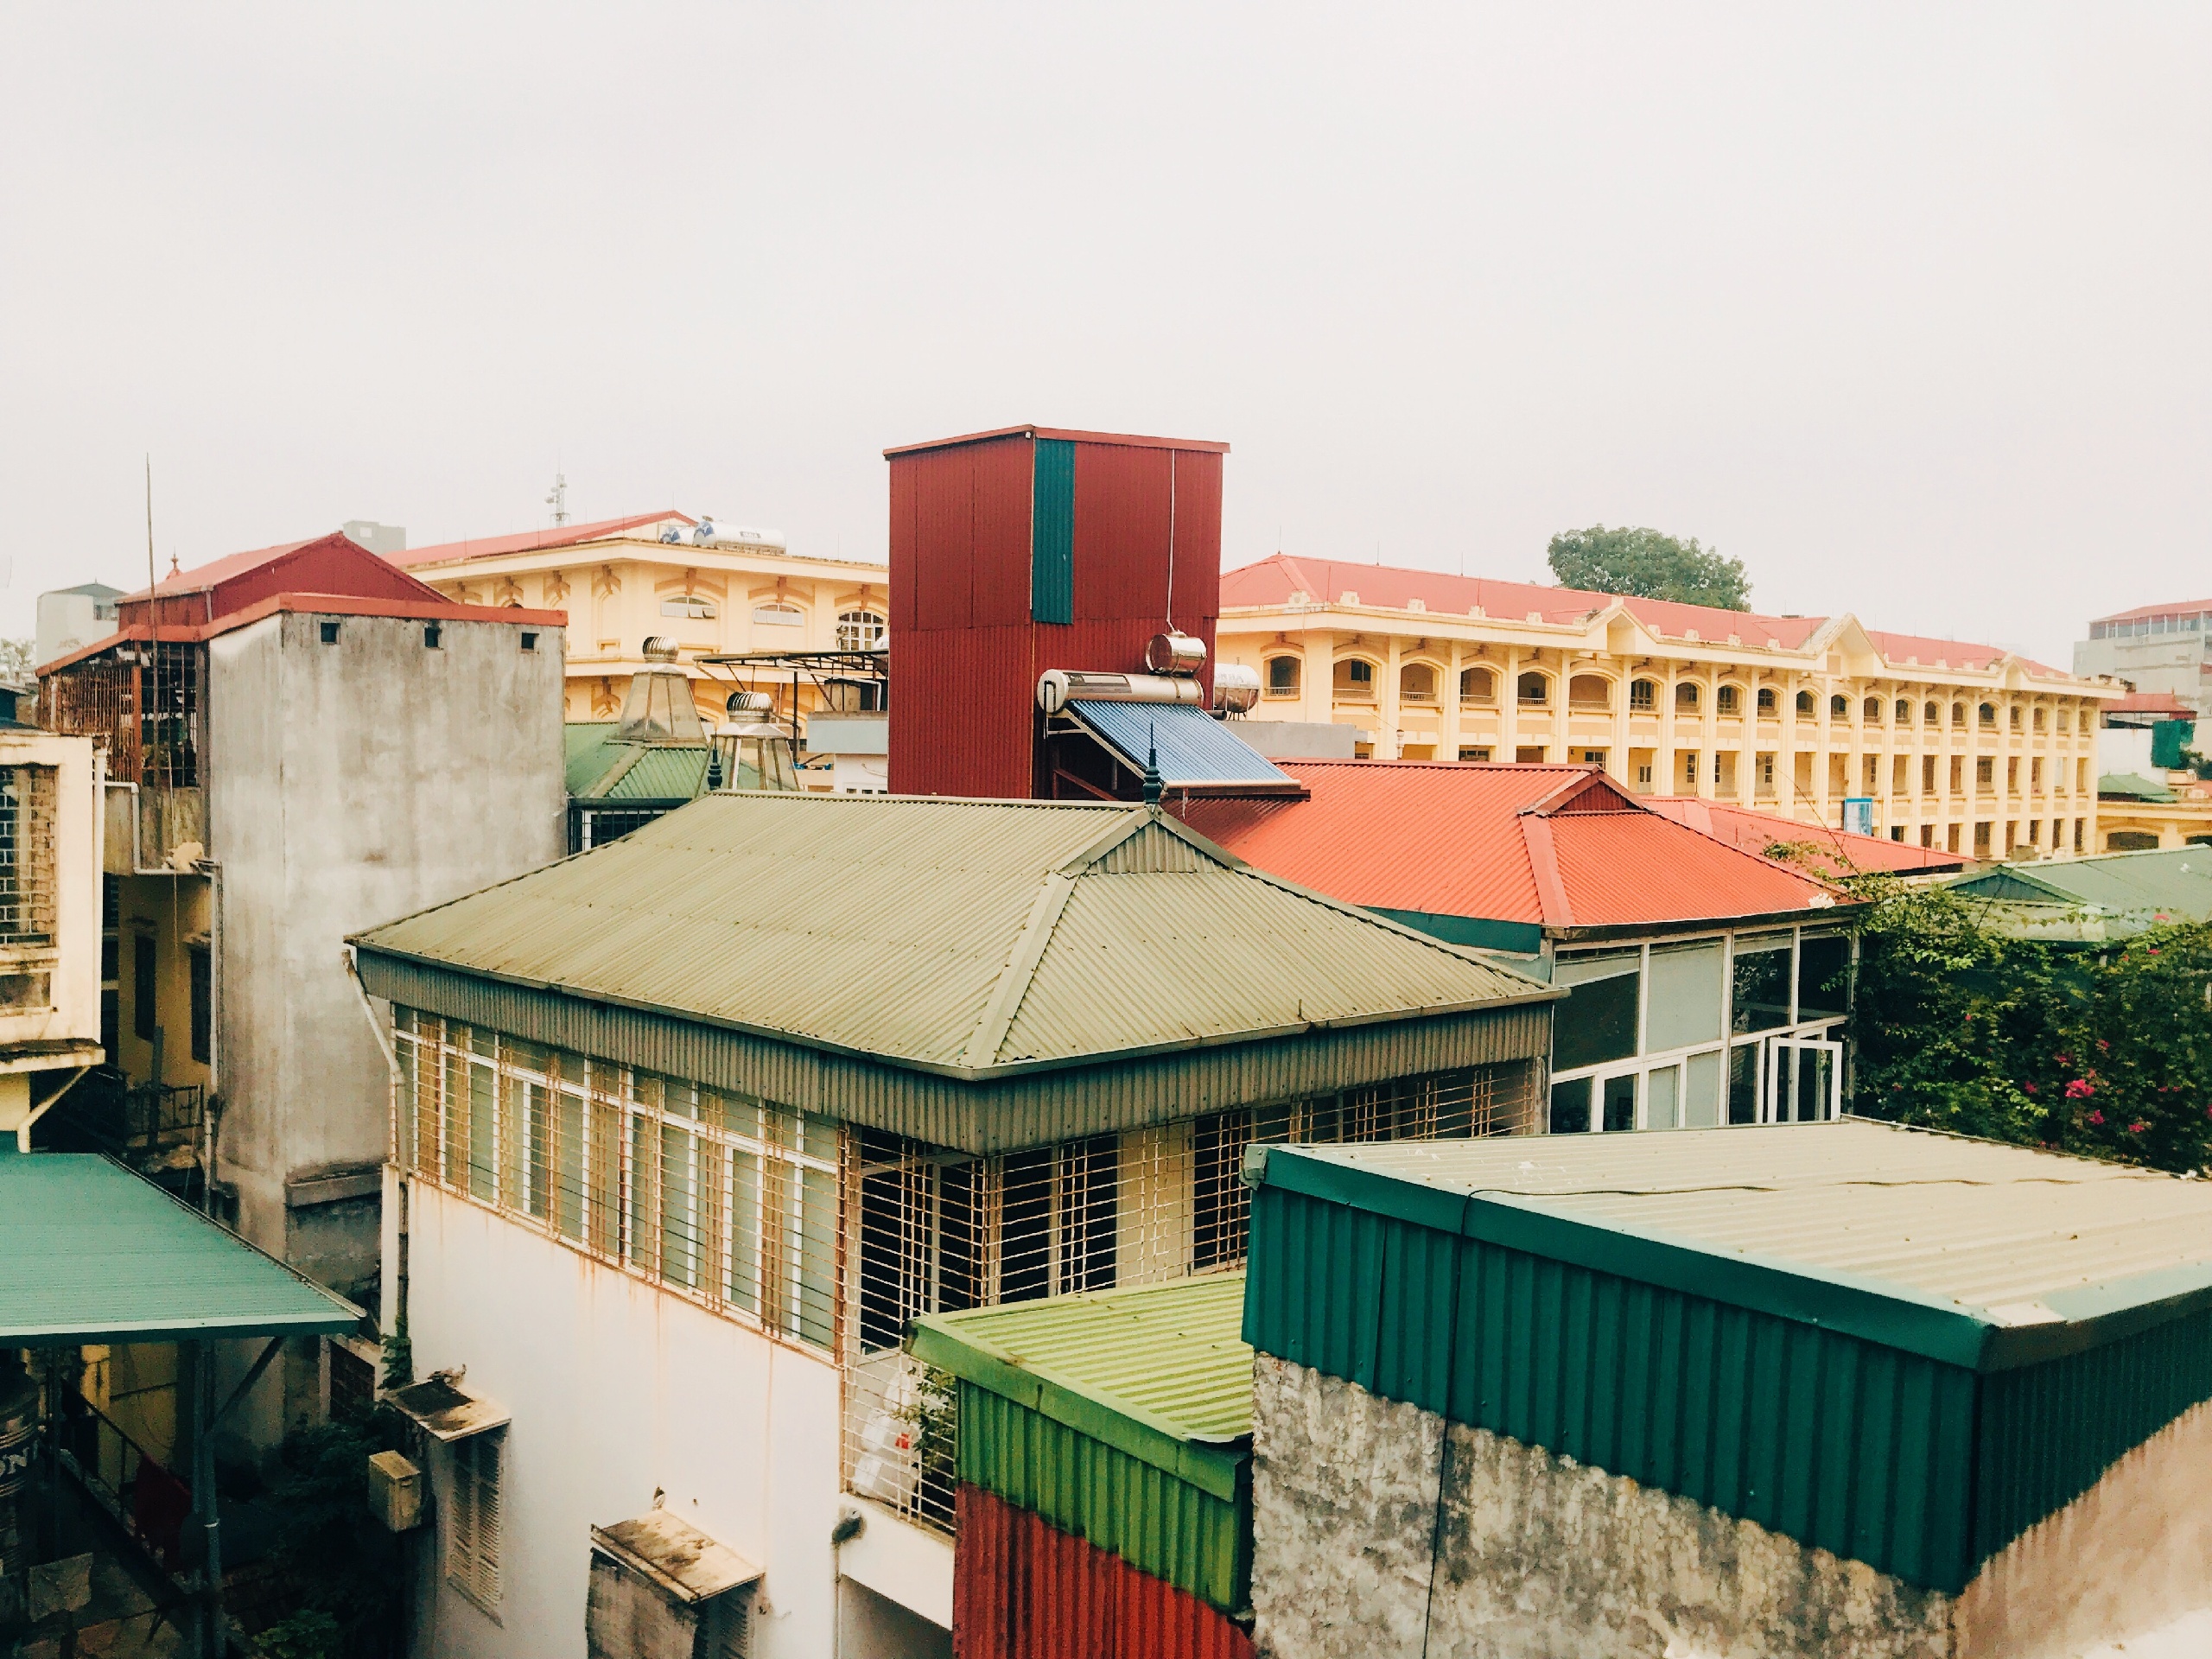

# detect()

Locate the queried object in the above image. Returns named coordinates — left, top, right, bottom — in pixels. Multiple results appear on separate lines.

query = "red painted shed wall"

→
left=888, top=429, right=1225, bottom=798
left=952, top=1484, right=1253, bottom=1659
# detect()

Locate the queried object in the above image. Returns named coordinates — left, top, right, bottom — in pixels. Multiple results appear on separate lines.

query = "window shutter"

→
left=474, top=1437, right=503, bottom=1605
left=446, top=1438, right=476, bottom=1586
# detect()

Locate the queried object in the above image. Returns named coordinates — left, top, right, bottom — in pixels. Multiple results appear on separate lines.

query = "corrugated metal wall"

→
left=1974, top=1300, right=2212, bottom=1565
left=358, top=953, right=1550, bottom=1154
left=888, top=432, right=1224, bottom=799
left=953, top=1484, right=1254, bottom=1659
left=1243, top=1184, right=1983, bottom=1593
left=957, top=1382, right=1248, bottom=1614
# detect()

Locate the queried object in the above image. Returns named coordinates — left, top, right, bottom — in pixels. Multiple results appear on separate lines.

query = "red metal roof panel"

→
left=393, top=511, right=694, bottom=569
left=1637, top=796, right=1969, bottom=876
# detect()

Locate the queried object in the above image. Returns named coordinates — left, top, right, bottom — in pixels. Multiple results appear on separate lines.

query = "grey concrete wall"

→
left=206, top=609, right=563, bottom=1443
left=2073, top=633, right=2210, bottom=720
left=1249, top=1353, right=1955, bottom=1659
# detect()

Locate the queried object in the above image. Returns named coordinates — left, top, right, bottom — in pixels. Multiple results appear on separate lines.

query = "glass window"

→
left=1266, top=657, right=1301, bottom=696
left=1549, top=1077, right=1592, bottom=1134
left=1647, top=940, right=1724, bottom=1051
left=1715, top=685, right=1740, bottom=715
left=1335, top=659, right=1376, bottom=694
left=1553, top=952, right=1639, bottom=1071
left=1683, top=1051, right=1723, bottom=1128
left=1601, top=1075, right=1637, bottom=1132
left=1727, top=1044, right=1760, bottom=1124
left=1797, top=933, right=1849, bottom=1020
left=1731, top=936, right=1792, bottom=1033
left=1675, top=683, right=1699, bottom=710
left=1796, top=690, right=1815, bottom=716
left=752, top=602, right=804, bottom=627
left=661, top=594, right=717, bottom=620
left=1757, top=687, right=1777, bottom=714
left=836, top=610, right=887, bottom=651
left=1647, top=1065, right=1680, bottom=1129
left=1630, top=678, right=1656, bottom=712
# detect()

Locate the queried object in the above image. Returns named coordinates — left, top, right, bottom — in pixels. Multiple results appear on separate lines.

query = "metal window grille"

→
left=0, top=766, right=56, bottom=947
left=393, top=1011, right=842, bottom=1354
left=42, top=643, right=203, bottom=788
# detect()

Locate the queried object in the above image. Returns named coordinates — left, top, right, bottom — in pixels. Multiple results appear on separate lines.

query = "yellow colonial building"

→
left=396, top=511, right=891, bottom=722
left=1218, top=554, right=2119, bottom=861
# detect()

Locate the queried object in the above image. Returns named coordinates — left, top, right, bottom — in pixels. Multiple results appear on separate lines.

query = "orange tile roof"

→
left=1173, top=761, right=1840, bottom=933
left=1637, top=797, right=1967, bottom=877
left=393, top=511, right=693, bottom=569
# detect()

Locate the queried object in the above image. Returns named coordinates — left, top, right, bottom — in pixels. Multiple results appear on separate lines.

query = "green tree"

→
left=1847, top=877, right=2212, bottom=1173
left=1547, top=525, right=1751, bottom=610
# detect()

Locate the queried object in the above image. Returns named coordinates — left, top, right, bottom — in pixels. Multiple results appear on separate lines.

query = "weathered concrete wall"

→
left=206, top=609, right=563, bottom=1448
left=1250, top=1354, right=1952, bottom=1659
left=1251, top=1354, right=2212, bottom=1659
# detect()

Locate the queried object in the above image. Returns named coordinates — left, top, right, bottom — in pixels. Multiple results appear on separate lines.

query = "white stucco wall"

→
left=400, top=1179, right=848, bottom=1659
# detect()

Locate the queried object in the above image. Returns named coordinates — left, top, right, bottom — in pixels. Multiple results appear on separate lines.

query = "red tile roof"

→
left=1173, top=761, right=1840, bottom=933
left=394, top=511, right=694, bottom=569
left=1637, top=796, right=1968, bottom=877
left=1220, top=552, right=2050, bottom=673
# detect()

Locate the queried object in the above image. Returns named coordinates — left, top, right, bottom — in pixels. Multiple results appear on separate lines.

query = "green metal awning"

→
left=0, top=1152, right=364, bottom=1345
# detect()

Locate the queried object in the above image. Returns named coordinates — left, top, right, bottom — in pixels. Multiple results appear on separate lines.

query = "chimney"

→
left=884, top=425, right=1229, bottom=798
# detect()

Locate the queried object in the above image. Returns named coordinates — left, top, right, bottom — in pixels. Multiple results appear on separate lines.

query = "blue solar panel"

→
left=1065, top=700, right=1300, bottom=793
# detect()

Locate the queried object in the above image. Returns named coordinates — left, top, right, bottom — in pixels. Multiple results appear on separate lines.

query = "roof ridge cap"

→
left=962, top=869, right=1080, bottom=1070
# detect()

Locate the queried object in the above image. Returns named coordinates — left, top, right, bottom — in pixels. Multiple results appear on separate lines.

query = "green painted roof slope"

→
left=0, top=1154, right=363, bottom=1344
left=2098, top=771, right=2178, bottom=802
left=1252, top=1120, right=2212, bottom=1370
left=353, top=793, right=1554, bottom=1082
left=566, top=722, right=713, bottom=802
left=1950, top=843, right=2212, bottom=924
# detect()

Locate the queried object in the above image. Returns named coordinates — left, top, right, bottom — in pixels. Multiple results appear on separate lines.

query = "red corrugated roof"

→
left=1220, top=553, right=2054, bottom=673
left=1173, top=761, right=1837, bottom=932
left=393, top=511, right=694, bottom=569
left=125, top=537, right=324, bottom=600
left=2106, top=690, right=2194, bottom=715
left=2092, top=598, right=2212, bottom=626
left=1637, top=796, right=1967, bottom=876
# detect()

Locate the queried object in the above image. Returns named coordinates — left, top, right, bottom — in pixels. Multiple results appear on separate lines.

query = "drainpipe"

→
left=345, top=948, right=410, bottom=1386
left=197, top=857, right=221, bottom=1216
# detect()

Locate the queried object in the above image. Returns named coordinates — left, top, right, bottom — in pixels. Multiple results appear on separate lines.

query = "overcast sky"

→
left=3, top=4, right=2207, bottom=664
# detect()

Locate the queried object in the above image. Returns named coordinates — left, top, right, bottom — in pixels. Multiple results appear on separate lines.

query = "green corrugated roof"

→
left=353, top=794, right=1555, bottom=1083
left=564, top=722, right=622, bottom=795
left=0, top=1153, right=363, bottom=1344
left=1250, top=1121, right=2212, bottom=1370
left=2097, top=771, right=2178, bottom=803
left=912, top=1272, right=1252, bottom=1467
left=912, top=1273, right=1253, bottom=1612
left=593, top=745, right=709, bottom=802
left=1951, top=843, right=2212, bottom=924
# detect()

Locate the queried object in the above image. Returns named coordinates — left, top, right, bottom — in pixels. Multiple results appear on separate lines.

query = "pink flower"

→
left=2130, top=1121, right=2149, bottom=1135
left=2022, top=1082, right=2038, bottom=1096
left=2066, top=1078, right=2097, bottom=1099
left=2098, top=1039, right=2111, bottom=1052
left=2088, top=1109, right=2106, bottom=1126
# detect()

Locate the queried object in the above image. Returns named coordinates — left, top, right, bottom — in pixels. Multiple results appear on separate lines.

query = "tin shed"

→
left=1240, top=1121, right=2212, bottom=1659
left=910, top=1273, right=1255, bottom=1659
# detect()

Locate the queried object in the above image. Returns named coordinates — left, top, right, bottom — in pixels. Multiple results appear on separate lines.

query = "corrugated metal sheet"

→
left=590, top=746, right=709, bottom=803
left=1255, top=1122, right=2212, bottom=1333
left=1173, top=762, right=1834, bottom=931
left=564, top=723, right=620, bottom=794
left=1031, top=440, right=1073, bottom=625
left=1243, top=1124, right=2212, bottom=1593
left=354, top=949, right=1551, bottom=1153
left=1951, top=844, right=2212, bottom=924
left=1065, top=702, right=1295, bottom=793
left=953, top=1483, right=1254, bottom=1656
left=1640, top=797, right=1967, bottom=876
left=0, top=1154, right=361, bottom=1343
left=352, top=792, right=1554, bottom=1084
left=891, top=625, right=1046, bottom=798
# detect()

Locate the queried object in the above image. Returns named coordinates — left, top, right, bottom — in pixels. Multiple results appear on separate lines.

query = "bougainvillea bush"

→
left=1847, top=879, right=2212, bottom=1174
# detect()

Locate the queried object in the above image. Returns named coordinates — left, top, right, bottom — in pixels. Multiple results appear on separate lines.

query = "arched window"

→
left=2008, top=705, right=2023, bottom=731
left=836, top=609, right=887, bottom=651
left=1401, top=663, right=1438, bottom=702
left=1796, top=690, right=1815, bottom=716
left=1979, top=702, right=1997, bottom=729
left=1675, top=683, right=1700, bottom=710
left=1952, top=703, right=1968, bottom=729
left=2056, top=708, right=2072, bottom=733
left=1863, top=696, right=1883, bottom=721
left=1568, top=675, right=1611, bottom=711
left=1334, top=658, right=1376, bottom=696
left=1715, top=684, right=1741, bottom=715
left=1518, top=671, right=1550, bottom=705
left=1894, top=698, right=1911, bottom=723
left=1460, top=666, right=1497, bottom=704
left=1265, top=657, right=1301, bottom=696
left=1757, top=687, right=1777, bottom=715
left=661, top=594, right=718, bottom=620
left=1630, top=679, right=1656, bottom=712
left=751, top=601, right=804, bottom=628
left=1923, top=701, right=1939, bottom=725
left=1829, top=695, right=1849, bottom=719
left=2032, top=706, right=2047, bottom=732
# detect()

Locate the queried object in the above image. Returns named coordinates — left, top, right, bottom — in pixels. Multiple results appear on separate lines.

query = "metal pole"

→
left=188, top=1340, right=225, bottom=1657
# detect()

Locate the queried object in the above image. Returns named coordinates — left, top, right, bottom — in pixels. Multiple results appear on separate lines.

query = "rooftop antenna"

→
left=545, top=467, right=569, bottom=527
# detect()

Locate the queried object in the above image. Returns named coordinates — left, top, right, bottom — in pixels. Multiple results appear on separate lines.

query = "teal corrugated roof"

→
left=595, top=745, right=709, bottom=802
left=353, top=794, right=1555, bottom=1082
left=2097, top=772, right=2178, bottom=803
left=0, top=1154, right=363, bottom=1344
left=564, top=722, right=621, bottom=794
left=1951, top=844, right=2212, bottom=924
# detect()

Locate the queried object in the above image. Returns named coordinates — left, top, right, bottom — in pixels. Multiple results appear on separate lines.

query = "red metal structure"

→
left=952, top=1485, right=1253, bottom=1659
left=115, top=531, right=448, bottom=632
left=887, top=425, right=1229, bottom=798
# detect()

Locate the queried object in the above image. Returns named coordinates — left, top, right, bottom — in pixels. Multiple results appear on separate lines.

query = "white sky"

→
left=3, top=4, right=2208, bottom=665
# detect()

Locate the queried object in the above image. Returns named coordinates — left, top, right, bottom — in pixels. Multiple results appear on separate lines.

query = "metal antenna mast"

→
left=545, top=467, right=569, bottom=526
